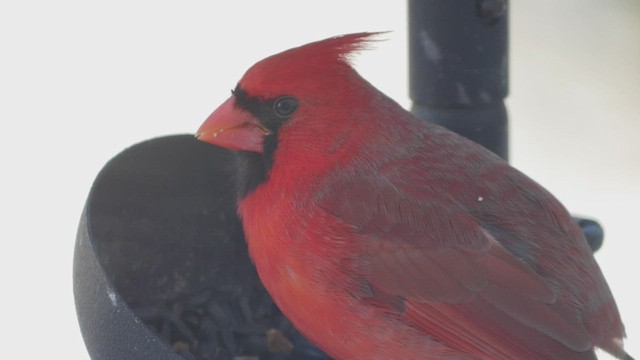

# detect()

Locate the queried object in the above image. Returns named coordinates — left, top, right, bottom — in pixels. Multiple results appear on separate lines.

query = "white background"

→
left=1, top=1, right=637, bottom=359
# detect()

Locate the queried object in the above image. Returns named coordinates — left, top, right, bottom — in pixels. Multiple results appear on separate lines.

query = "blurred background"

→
left=0, top=1, right=637, bottom=359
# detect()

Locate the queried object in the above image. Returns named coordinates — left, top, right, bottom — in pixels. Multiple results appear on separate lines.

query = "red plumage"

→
left=196, top=33, right=630, bottom=359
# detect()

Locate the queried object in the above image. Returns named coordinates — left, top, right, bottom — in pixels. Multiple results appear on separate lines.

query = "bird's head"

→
left=195, top=32, right=383, bottom=154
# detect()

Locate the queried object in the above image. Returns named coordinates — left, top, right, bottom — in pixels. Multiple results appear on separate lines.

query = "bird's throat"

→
left=234, top=134, right=278, bottom=200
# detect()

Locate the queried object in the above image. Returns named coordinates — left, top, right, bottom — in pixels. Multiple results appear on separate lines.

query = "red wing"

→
left=317, top=175, right=595, bottom=359
left=364, top=237, right=594, bottom=359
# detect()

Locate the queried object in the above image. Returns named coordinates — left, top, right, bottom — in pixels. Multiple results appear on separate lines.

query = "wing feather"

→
left=317, top=174, right=597, bottom=359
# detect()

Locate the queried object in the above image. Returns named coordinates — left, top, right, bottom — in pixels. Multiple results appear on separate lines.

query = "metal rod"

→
left=409, top=0, right=509, bottom=160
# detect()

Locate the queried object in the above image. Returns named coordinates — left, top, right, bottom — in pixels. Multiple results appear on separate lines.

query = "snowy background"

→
left=1, top=1, right=637, bottom=359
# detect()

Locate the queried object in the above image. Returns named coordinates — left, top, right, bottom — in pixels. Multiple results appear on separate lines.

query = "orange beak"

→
left=196, top=97, right=269, bottom=153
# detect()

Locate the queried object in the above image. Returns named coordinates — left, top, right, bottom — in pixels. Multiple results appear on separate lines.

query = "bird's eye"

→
left=273, top=96, right=298, bottom=118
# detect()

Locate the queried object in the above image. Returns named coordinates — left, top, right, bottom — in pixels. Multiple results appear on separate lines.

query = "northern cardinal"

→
left=196, top=33, right=631, bottom=360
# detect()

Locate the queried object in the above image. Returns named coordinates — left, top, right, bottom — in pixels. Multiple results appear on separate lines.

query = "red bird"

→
left=196, top=33, right=631, bottom=360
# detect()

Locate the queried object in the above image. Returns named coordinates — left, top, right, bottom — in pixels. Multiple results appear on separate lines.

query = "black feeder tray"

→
left=73, top=135, right=330, bottom=360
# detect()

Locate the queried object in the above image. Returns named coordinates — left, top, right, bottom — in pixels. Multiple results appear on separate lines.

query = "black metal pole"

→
left=409, top=0, right=509, bottom=160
